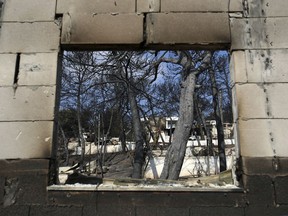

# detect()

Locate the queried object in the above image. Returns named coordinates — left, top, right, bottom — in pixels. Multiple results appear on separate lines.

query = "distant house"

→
left=141, top=117, right=234, bottom=146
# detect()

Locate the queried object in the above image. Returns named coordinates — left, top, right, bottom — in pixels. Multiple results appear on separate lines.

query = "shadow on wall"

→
left=0, top=1, right=3, bottom=19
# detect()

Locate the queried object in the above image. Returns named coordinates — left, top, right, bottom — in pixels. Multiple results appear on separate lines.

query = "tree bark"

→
left=97, top=114, right=104, bottom=177
left=101, top=110, right=113, bottom=167
left=209, top=69, right=227, bottom=172
left=77, top=88, right=86, bottom=171
left=160, top=72, right=196, bottom=180
left=59, top=124, right=69, bottom=166
left=128, top=86, right=145, bottom=179
left=194, top=95, right=213, bottom=175
left=160, top=51, right=212, bottom=180
left=120, top=116, right=128, bottom=153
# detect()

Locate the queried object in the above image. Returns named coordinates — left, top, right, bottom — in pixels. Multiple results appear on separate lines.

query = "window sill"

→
left=47, top=183, right=243, bottom=193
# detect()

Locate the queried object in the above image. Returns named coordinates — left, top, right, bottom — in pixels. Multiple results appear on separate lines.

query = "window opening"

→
left=55, top=50, right=238, bottom=190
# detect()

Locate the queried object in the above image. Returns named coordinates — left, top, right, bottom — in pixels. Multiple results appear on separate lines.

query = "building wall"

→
left=0, top=0, right=288, bottom=215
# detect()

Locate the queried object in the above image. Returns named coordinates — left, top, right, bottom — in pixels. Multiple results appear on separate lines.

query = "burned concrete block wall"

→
left=0, top=0, right=288, bottom=215
left=59, top=0, right=238, bottom=49
left=230, top=0, right=288, bottom=173
left=229, top=0, right=288, bottom=214
left=231, top=1, right=288, bottom=158
left=0, top=0, right=60, bottom=159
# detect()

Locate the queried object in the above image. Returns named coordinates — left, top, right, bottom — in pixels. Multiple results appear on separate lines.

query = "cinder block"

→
left=137, top=0, right=160, bottom=12
left=61, top=13, right=143, bottom=45
left=230, top=51, right=248, bottom=84
left=161, top=0, right=231, bottom=12
left=136, top=207, right=158, bottom=216
left=171, top=192, right=245, bottom=207
left=2, top=0, right=56, bottom=21
left=230, top=0, right=243, bottom=12
left=147, top=13, right=230, bottom=45
left=83, top=206, right=98, bottom=216
left=234, top=82, right=288, bottom=119
left=16, top=174, right=48, bottom=205
left=241, top=157, right=288, bottom=176
left=0, top=206, right=30, bottom=216
left=237, top=119, right=274, bottom=157
left=245, top=49, right=288, bottom=83
left=243, top=175, right=274, bottom=206
left=30, top=205, right=83, bottom=216
left=238, top=119, right=288, bottom=157
left=18, top=53, right=59, bottom=86
left=96, top=205, right=134, bottom=216
left=0, top=86, right=56, bottom=121
left=248, top=0, right=288, bottom=17
left=230, top=18, right=246, bottom=50
left=270, top=120, right=288, bottom=157
left=158, top=208, right=189, bottom=216
left=231, top=18, right=288, bottom=50
left=233, top=84, right=267, bottom=119
left=275, top=176, right=288, bottom=204
left=0, top=159, right=49, bottom=174
left=190, top=207, right=244, bottom=216
left=0, top=54, right=17, bottom=86
left=48, top=192, right=98, bottom=206
left=245, top=205, right=288, bottom=216
left=2, top=174, right=48, bottom=205
left=56, top=0, right=135, bottom=14
left=267, top=84, right=288, bottom=119
left=0, top=121, right=53, bottom=159
left=0, top=22, right=60, bottom=53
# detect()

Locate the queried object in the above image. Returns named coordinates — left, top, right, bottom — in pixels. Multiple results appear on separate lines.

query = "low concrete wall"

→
left=1, top=159, right=288, bottom=215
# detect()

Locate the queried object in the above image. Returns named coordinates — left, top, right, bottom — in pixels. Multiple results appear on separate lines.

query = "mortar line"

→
left=28, top=205, right=31, bottom=216
left=271, top=177, right=278, bottom=206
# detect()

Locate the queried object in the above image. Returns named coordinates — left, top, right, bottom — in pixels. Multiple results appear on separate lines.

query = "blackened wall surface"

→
left=1, top=159, right=288, bottom=216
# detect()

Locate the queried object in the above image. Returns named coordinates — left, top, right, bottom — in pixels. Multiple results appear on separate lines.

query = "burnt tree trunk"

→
left=59, top=124, right=69, bottom=166
left=209, top=69, right=227, bottom=172
left=128, top=86, right=145, bottom=179
left=101, top=110, right=114, bottom=167
left=194, top=95, right=213, bottom=150
left=120, top=116, right=128, bottom=153
left=77, top=87, right=86, bottom=171
left=194, top=95, right=214, bottom=175
left=160, top=71, right=196, bottom=180
left=160, top=51, right=211, bottom=180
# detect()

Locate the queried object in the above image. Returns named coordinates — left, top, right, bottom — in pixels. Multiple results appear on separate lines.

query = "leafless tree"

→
left=100, top=51, right=158, bottom=178
left=61, top=51, right=100, bottom=171
left=194, top=51, right=231, bottom=172
left=157, top=51, right=212, bottom=180
left=60, top=50, right=231, bottom=180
